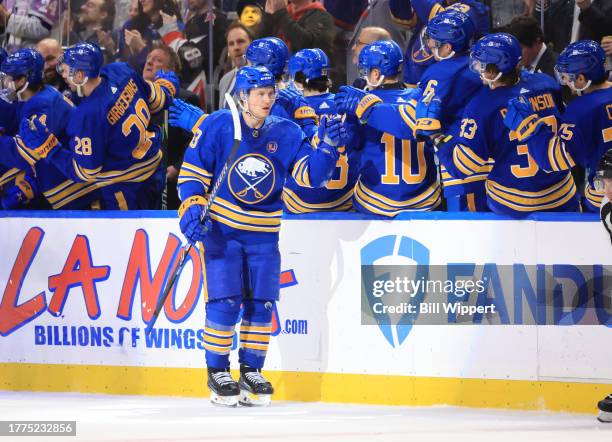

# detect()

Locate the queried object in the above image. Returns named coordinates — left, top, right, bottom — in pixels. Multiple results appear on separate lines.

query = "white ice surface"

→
left=0, top=392, right=610, bottom=442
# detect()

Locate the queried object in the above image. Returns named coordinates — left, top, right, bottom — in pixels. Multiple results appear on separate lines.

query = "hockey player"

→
left=176, top=65, right=342, bottom=407
left=282, top=48, right=360, bottom=213
left=419, top=33, right=580, bottom=216
left=0, top=47, right=20, bottom=199
left=17, top=42, right=179, bottom=210
left=594, top=150, right=612, bottom=244
left=336, top=40, right=441, bottom=215
left=0, top=48, right=102, bottom=210
left=335, top=9, right=489, bottom=211
left=388, top=0, right=490, bottom=86
left=503, top=40, right=612, bottom=212
left=245, top=37, right=318, bottom=140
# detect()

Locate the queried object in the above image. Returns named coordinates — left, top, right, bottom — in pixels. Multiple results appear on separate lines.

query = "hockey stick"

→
left=146, top=92, right=242, bottom=336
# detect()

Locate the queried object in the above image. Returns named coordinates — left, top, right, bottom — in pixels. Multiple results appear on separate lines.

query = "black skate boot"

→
left=207, top=368, right=239, bottom=407
left=238, top=365, right=274, bottom=406
left=598, top=394, right=612, bottom=423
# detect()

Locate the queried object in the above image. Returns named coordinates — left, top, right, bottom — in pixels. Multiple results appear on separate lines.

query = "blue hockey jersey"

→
left=389, top=0, right=490, bottom=86
left=352, top=86, right=441, bottom=216
left=0, top=86, right=102, bottom=209
left=438, top=71, right=580, bottom=216
left=41, top=63, right=173, bottom=193
left=418, top=55, right=491, bottom=197
left=178, top=110, right=337, bottom=243
left=524, top=86, right=612, bottom=212
left=282, top=92, right=361, bottom=213
left=0, top=99, right=21, bottom=191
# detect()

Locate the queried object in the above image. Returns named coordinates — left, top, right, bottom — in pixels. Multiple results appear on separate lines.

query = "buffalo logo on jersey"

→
left=228, top=154, right=276, bottom=204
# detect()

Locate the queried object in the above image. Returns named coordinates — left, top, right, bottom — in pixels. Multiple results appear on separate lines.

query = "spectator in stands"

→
left=602, top=36, right=612, bottom=72
left=68, top=0, right=116, bottom=59
left=349, top=26, right=391, bottom=88
left=142, top=44, right=199, bottom=210
left=264, top=0, right=336, bottom=61
left=324, top=0, right=368, bottom=90
left=237, top=0, right=267, bottom=39
left=576, top=0, right=612, bottom=46
left=113, top=0, right=134, bottom=31
left=346, top=0, right=406, bottom=87
left=118, top=0, right=183, bottom=70
left=0, top=0, right=68, bottom=52
left=158, top=0, right=229, bottom=109
left=506, top=15, right=558, bottom=76
left=219, top=21, right=253, bottom=108
left=35, top=38, right=69, bottom=93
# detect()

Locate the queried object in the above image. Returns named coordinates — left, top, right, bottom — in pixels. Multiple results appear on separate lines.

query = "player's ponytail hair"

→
left=294, top=72, right=331, bottom=93
left=485, top=63, right=520, bottom=87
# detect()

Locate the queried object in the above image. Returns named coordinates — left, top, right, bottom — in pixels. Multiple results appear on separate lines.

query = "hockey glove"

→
left=0, top=173, right=37, bottom=209
left=155, top=69, right=180, bottom=98
left=335, top=86, right=382, bottom=122
left=316, top=115, right=346, bottom=160
left=16, top=116, right=59, bottom=163
left=178, top=195, right=212, bottom=245
left=414, top=91, right=442, bottom=140
left=504, top=96, right=542, bottom=141
left=276, top=88, right=318, bottom=134
left=276, top=88, right=307, bottom=114
left=169, top=98, right=206, bottom=133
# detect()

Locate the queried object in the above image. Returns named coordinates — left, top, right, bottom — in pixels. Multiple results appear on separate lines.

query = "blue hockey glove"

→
left=16, top=116, right=59, bottom=162
left=155, top=69, right=180, bottom=98
left=276, top=87, right=307, bottom=114
left=316, top=115, right=346, bottom=160
left=169, top=98, right=206, bottom=133
left=178, top=195, right=212, bottom=245
left=1, top=173, right=37, bottom=209
left=277, top=88, right=318, bottom=133
left=334, top=86, right=382, bottom=122
left=413, top=90, right=442, bottom=140
left=503, top=96, right=542, bottom=141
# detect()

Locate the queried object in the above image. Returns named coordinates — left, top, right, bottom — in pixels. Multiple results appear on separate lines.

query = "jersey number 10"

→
left=380, top=133, right=427, bottom=185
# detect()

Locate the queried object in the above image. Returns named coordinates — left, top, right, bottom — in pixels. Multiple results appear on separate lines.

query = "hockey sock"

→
left=238, top=299, right=274, bottom=369
left=204, top=297, right=242, bottom=369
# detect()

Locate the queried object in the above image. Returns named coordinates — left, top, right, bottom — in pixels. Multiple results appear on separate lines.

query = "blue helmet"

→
left=425, top=9, right=476, bottom=54
left=288, top=48, right=330, bottom=81
left=59, top=42, right=104, bottom=78
left=235, top=65, right=276, bottom=96
left=555, top=40, right=607, bottom=86
left=469, top=33, right=522, bottom=76
left=245, top=37, right=289, bottom=77
left=0, top=48, right=44, bottom=86
left=358, top=40, right=404, bottom=77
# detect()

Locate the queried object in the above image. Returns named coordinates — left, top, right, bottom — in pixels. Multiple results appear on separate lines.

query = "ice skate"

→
left=238, top=365, right=274, bottom=406
left=207, top=368, right=240, bottom=407
left=598, top=394, right=612, bottom=423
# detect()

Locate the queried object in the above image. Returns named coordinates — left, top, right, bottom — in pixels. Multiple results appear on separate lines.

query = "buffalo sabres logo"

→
left=412, top=28, right=434, bottom=63
left=228, top=154, right=276, bottom=204
left=266, top=142, right=278, bottom=153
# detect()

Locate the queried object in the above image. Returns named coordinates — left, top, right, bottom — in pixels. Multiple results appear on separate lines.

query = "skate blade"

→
left=210, top=392, right=239, bottom=407
left=239, top=390, right=271, bottom=407
left=597, top=410, right=612, bottom=423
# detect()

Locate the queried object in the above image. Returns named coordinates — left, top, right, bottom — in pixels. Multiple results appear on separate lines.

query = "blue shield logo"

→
left=361, top=235, right=430, bottom=348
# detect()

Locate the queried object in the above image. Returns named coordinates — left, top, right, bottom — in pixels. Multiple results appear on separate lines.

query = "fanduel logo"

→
left=361, top=235, right=429, bottom=348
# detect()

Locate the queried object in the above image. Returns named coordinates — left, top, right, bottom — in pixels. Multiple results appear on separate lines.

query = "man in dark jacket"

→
left=264, top=0, right=336, bottom=61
